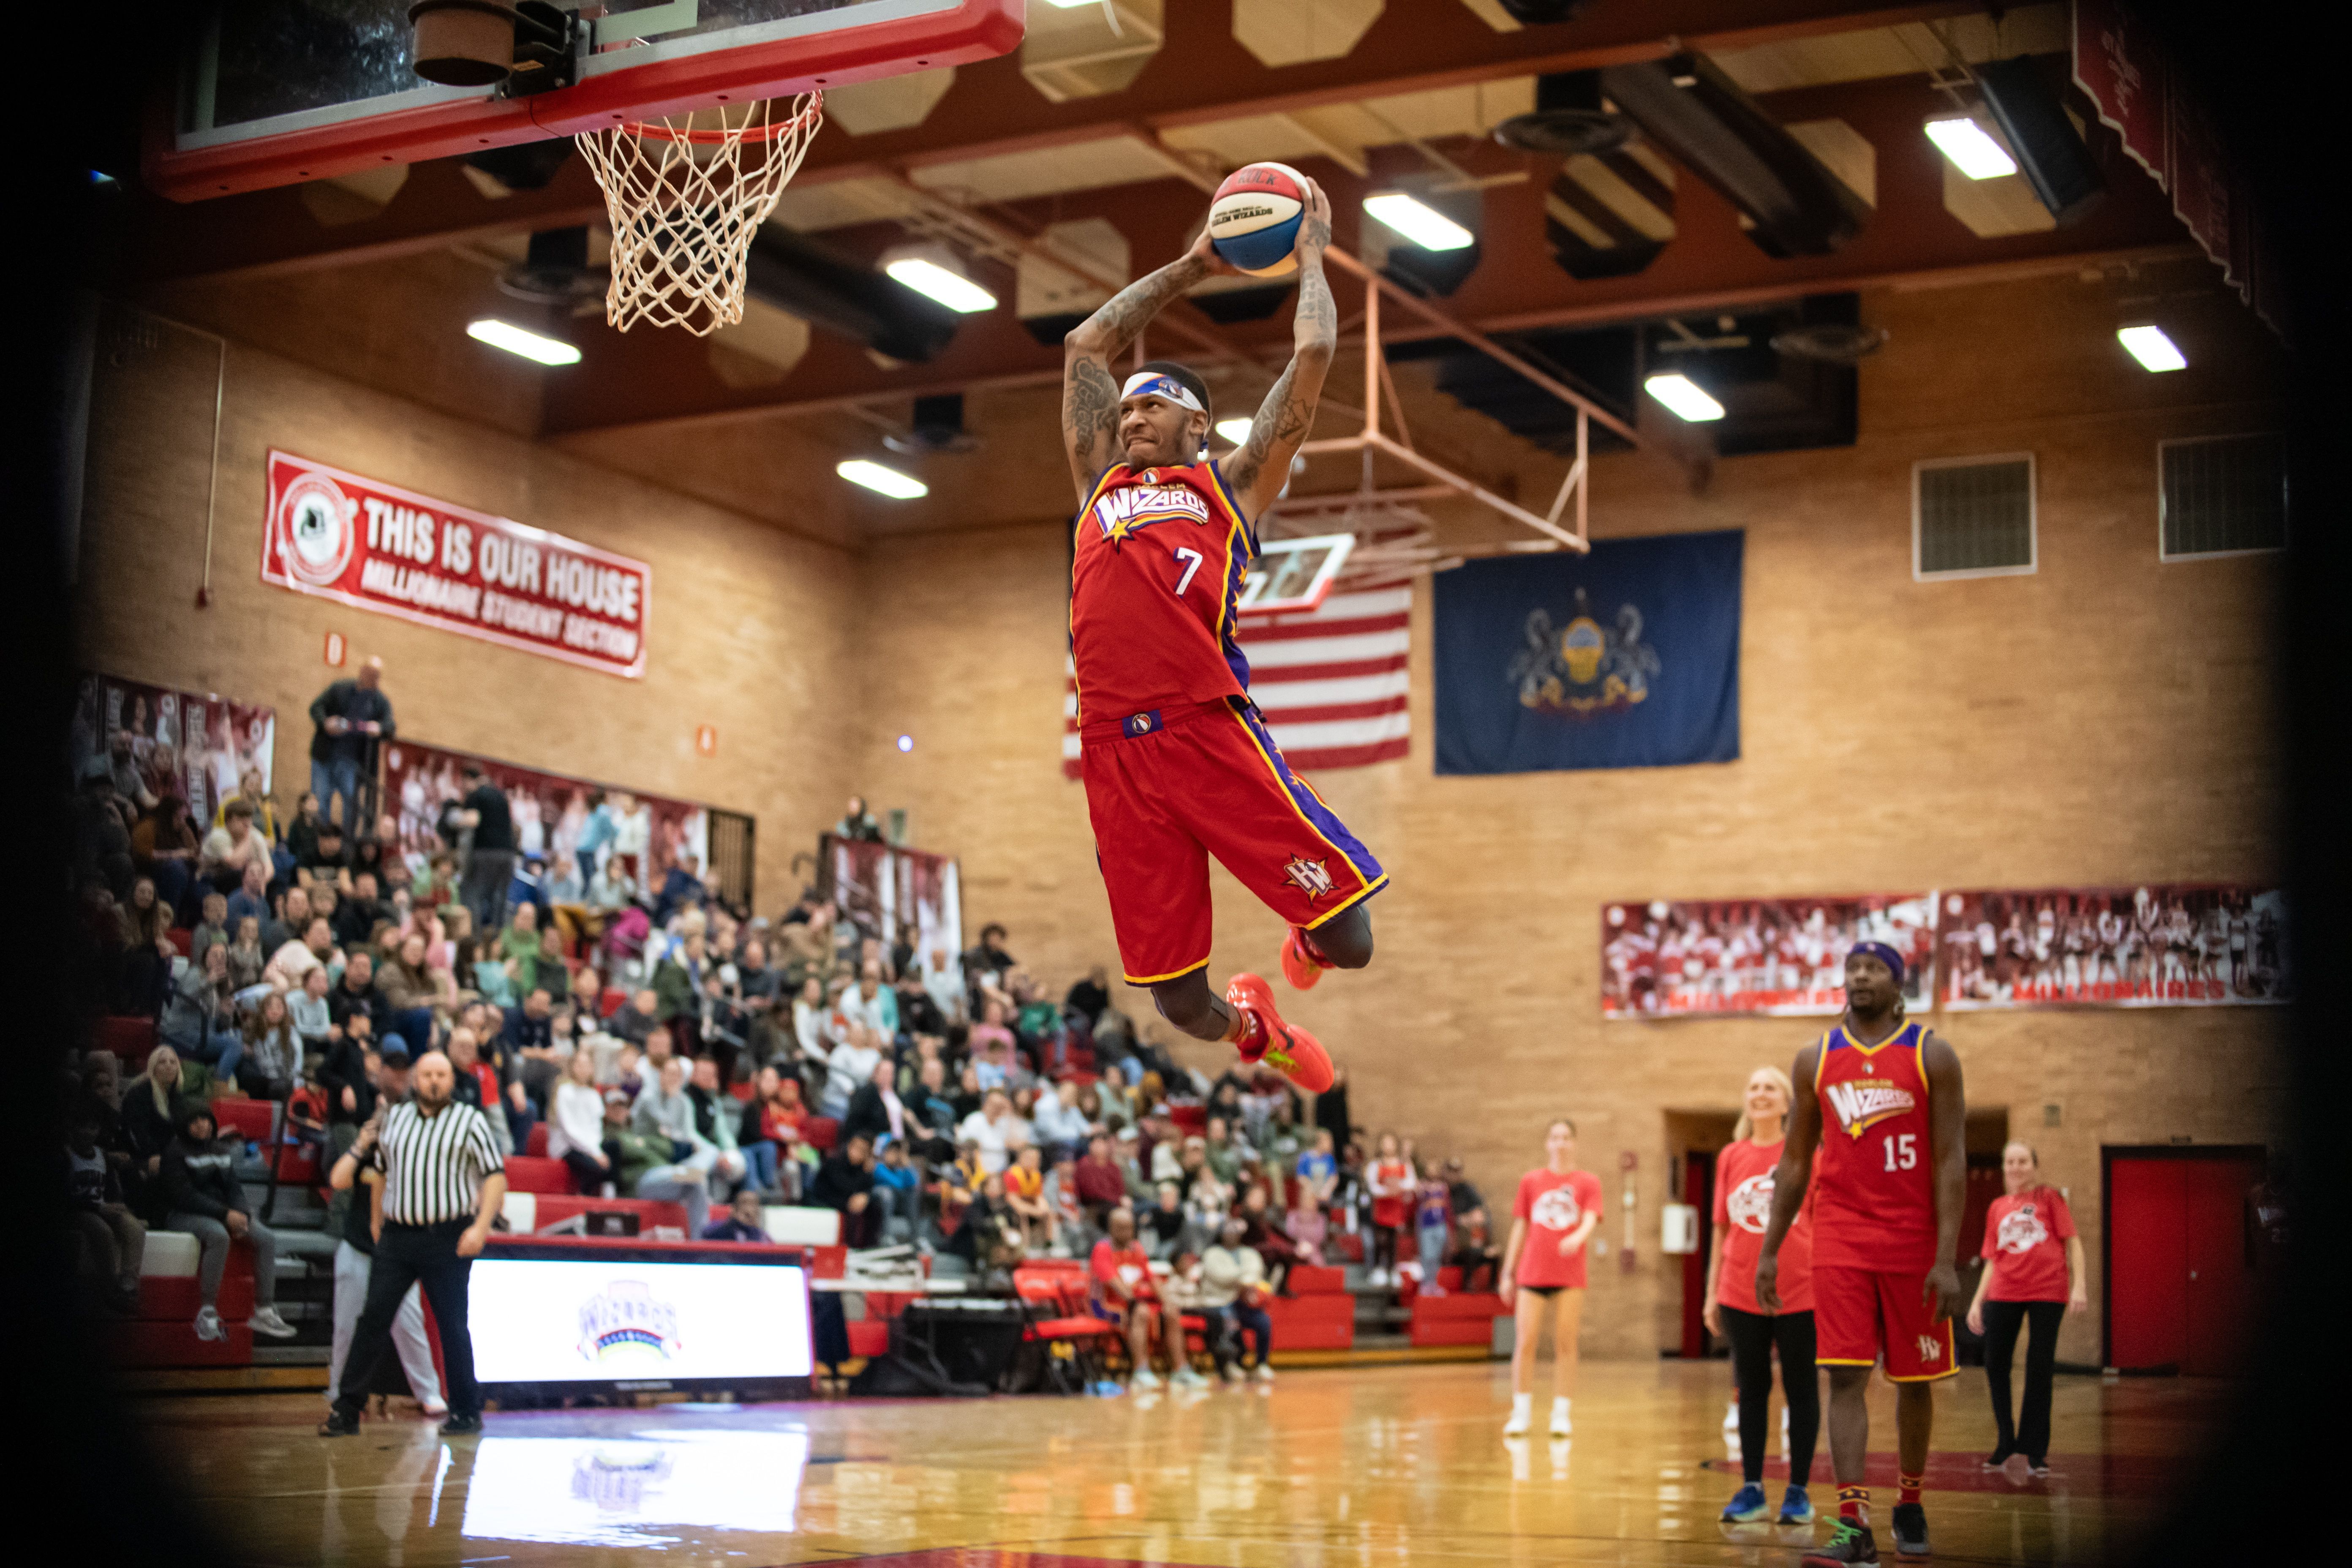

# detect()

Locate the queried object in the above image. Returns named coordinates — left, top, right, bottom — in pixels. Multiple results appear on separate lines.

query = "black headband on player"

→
left=1847, top=941, right=1906, bottom=985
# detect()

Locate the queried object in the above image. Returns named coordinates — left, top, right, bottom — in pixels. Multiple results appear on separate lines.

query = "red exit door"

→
left=2105, top=1147, right=2266, bottom=1375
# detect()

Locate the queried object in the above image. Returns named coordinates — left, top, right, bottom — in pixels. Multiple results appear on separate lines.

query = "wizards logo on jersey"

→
left=1823, top=1075, right=1919, bottom=1139
left=1092, top=480, right=1212, bottom=547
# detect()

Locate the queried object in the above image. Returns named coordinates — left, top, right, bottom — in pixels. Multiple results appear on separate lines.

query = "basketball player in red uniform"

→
left=1757, top=943, right=1966, bottom=1565
left=1057, top=174, right=1380, bottom=1093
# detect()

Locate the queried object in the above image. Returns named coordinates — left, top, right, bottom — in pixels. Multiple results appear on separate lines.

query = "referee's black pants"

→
left=333, top=1219, right=479, bottom=1420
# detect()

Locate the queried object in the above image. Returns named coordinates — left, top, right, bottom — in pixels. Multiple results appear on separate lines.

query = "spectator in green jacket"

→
left=605, top=1089, right=710, bottom=1236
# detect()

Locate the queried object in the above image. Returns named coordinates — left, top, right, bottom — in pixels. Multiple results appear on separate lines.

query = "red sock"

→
left=1227, top=1002, right=1265, bottom=1057
left=1838, top=1485, right=1869, bottom=1525
left=1897, top=1472, right=1923, bottom=1506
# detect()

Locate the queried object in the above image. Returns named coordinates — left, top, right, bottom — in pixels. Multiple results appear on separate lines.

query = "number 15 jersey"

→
left=1070, top=460, right=1255, bottom=727
left=1811, top=1019, right=1939, bottom=1272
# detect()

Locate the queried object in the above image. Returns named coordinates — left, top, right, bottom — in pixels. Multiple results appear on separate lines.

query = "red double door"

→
left=2105, top=1148, right=2266, bottom=1375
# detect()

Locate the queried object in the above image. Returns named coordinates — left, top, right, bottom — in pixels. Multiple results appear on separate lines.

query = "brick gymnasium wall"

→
left=841, top=272, right=2292, bottom=1363
left=80, top=270, right=2290, bottom=1361
left=74, top=302, right=863, bottom=910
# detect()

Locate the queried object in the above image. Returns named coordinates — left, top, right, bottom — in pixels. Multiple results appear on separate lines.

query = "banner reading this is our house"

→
left=261, top=450, right=651, bottom=678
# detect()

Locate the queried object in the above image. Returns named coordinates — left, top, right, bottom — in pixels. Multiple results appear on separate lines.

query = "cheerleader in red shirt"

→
left=1365, top=1133, right=1413, bottom=1288
left=1965, top=1141, right=2086, bottom=1473
left=1703, top=1065, right=1820, bottom=1526
left=1499, top=1117, right=1603, bottom=1436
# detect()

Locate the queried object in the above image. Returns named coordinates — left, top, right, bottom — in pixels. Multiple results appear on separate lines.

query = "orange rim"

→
left=613, top=96, right=823, bottom=145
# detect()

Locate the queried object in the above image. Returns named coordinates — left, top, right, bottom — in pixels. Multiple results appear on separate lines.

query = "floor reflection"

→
left=458, top=1427, right=809, bottom=1547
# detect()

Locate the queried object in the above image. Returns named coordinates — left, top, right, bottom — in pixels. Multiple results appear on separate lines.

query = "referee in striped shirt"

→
left=320, top=1050, right=506, bottom=1437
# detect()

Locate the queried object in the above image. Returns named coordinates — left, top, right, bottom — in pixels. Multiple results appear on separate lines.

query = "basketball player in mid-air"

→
left=1756, top=943, right=1966, bottom=1565
left=1057, top=173, right=1377, bottom=1092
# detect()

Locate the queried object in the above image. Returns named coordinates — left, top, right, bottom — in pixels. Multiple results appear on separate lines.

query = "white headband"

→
left=1121, top=371, right=1204, bottom=413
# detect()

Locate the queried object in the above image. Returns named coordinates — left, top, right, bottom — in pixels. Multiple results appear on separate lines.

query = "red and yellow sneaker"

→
left=1280, top=925, right=1334, bottom=991
left=1225, top=972, right=1334, bottom=1093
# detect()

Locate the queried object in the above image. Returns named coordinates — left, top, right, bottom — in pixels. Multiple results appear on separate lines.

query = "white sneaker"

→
left=1724, top=1398, right=1741, bottom=1433
left=1254, top=1362, right=1276, bottom=1384
left=1503, top=1397, right=1532, bottom=1437
left=1172, top=1368, right=1210, bottom=1390
left=1549, top=1400, right=1572, bottom=1437
left=249, top=1306, right=298, bottom=1339
left=1222, top=1363, right=1248, bottom=1384
left=419, top=1399, right=449, bottom=1420
left=1130, top=1368, right=1162, bottom=1391
left=193, top=1307, right=224, bottom=1342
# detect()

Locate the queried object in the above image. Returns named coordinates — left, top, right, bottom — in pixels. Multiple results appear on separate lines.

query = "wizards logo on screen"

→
left=1434, top=529, right=1742, bottom=775
left=577, top=1280, right=683, bottom=1363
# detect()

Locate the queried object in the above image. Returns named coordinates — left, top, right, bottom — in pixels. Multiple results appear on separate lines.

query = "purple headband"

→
left=1847, top=941, right=1905, bottom=985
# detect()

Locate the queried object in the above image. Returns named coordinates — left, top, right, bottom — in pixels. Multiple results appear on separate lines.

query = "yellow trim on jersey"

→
left=1835, top=1019, right=1919, bottom=1058
left=1816, top=1357, right=1878, bottom=1366
left=1124, top=956, right=1211, bottom=987
left=1224, top=706, right=1375, bottom=897
left=1304, top=872, right=1390, bottom=930
left=1885, top=1365, right=1963, bottom=1382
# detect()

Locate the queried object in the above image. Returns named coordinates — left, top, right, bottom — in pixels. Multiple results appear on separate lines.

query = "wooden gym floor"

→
left=143, top=1358, right=2210, bottom=1566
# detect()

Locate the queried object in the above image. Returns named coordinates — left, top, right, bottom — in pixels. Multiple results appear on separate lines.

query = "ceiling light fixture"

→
left=1923, top=115, right=2017, bottom=180
left=1643, top=372, right=1725, bottom=422
left=466, top=318, right=581, bottom=365
left=1363, top=193, right=1475, bottom=252
left=1214, top=416, right=1254, bottom=446
left=2116, top=324, right=2187, bottom=372
left=837, top=459, right=928, bottom=499
left=884, top=256, right=997, bottom=314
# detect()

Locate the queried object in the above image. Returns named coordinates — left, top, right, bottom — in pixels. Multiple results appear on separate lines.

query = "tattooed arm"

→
left=1222, top=176, right=1337, bottom=520
left=1062, top=237, right=1227, bottom=503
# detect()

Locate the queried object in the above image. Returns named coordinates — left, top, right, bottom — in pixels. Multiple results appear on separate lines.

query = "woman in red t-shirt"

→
left=1701, top=1065, right=1819, bottom=1525
left=1499, top=1117, right=1603, bottom=1437
left=1965, top=1141, right=2085, bottom=1473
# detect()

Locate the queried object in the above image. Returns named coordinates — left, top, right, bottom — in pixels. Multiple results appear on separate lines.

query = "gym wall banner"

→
left=1601, top=894, right=1937, bottom=1019
left=1434, top=530, right=1742, bottom=775
left=261, top=451, right=651, bottom=679
left=73, top=672, right=276, bottom=831
left=1936, top=885, right=2290, bottom=1010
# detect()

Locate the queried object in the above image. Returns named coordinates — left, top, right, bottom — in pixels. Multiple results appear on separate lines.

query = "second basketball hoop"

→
left=575, top=94, right=825, bottom=336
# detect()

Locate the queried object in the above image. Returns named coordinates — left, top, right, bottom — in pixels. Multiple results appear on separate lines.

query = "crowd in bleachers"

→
left=63, top=670, right=1504, bottom=1386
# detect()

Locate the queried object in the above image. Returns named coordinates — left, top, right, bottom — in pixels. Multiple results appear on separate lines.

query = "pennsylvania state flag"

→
left=1434, top=529, right=1742, bottom=774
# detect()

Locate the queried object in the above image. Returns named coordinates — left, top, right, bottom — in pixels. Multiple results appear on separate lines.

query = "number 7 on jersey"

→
left=1172, top=547, right=1203, bottom=596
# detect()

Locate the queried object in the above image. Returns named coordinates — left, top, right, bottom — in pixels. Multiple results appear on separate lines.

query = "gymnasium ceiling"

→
left=112, top=0, right=2221, bottom=541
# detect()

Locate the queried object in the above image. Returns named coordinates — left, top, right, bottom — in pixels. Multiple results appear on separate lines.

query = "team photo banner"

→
left=1936, top=885, right=2290, bottom=1009
left=261, top=451, right=651, bottom=678
left=1601, top=894, right=1939, bottom=1018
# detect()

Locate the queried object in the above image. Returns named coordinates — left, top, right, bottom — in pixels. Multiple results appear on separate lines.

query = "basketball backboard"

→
left=149, top=0, right=1024, bottom=201
left=1238, top=533, right=1355, bottom=616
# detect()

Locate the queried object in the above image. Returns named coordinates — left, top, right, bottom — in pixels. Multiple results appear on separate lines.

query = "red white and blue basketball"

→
left=1208, top=162, right=1310, bottom=278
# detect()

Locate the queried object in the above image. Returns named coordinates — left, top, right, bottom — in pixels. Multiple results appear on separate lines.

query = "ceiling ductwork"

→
left=1494, top=71, right=1634, bottom=158
left=1972, top=56, right=2107, bottom=226
left=744, top=226, right=963, bottom=364
left=1598, top=53, right=1870, bottom=258
left=884, top=393, right=980, bottom=455
left=495, top=226, right=603, bottom=308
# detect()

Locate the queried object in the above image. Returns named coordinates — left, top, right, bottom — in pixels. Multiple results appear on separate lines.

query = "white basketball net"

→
left=575, top=93, right=824, bottom=336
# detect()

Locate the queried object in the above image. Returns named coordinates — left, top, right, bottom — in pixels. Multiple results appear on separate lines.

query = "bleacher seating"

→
left=114, top=1230, right=256, bottom=1367
left=167, top=926, right=194, bottom=957
left=1408, top=1289, right=1508, bottom=1347
left=501, top=1155, right=574, bottom=1195
left=525, top=1123, right=550, bottom=1157
left=1265, top=1261, right=1355, bottom=1350
left=802, top=1116, right=839, bottom=1153
left=96, top=1016, right=157, bottom=1064
left=211, top=1098, right=276, bottom=1144
left=501, top=1191, right=692, bottom=1235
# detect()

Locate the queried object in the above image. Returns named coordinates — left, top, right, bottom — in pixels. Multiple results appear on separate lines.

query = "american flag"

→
left=1062, top=581, right=1412, bottom=776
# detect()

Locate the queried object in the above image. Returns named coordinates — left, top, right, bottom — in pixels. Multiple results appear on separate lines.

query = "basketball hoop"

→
left=575, top=93, right=824, bottom=336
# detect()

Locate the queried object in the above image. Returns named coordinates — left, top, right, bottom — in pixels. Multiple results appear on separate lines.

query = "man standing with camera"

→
left=319, top=1048, right=506, bottom=1438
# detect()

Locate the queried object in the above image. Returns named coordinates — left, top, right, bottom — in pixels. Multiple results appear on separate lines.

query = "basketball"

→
left=1208, top=162, right=1310, bottom=278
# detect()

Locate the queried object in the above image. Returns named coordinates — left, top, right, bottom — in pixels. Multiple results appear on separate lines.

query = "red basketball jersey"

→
left=1069, top=460, right=1255, bottom=727
left=1810, top=1019, right=1940, bottom=1272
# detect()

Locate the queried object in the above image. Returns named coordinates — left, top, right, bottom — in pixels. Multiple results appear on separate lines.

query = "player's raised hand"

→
left=1294, top=175, right=1332, bottom=255
left=1186, top=210, right=1245, bottom=277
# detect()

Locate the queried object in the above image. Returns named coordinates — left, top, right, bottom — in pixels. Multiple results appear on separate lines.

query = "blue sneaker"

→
left=1722, top=1482, right=1771, bottom=1522
left=1780, top=1484, right=1815, bottom=1524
